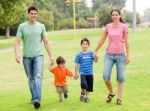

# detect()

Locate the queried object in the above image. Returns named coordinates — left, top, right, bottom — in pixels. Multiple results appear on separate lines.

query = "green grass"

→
left=0, top=36, right=15, bottom=49
left=0, top=28, right=150, bottom=111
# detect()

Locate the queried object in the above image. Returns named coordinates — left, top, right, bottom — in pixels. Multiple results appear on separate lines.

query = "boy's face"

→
left=81, top=41, right=89, bottom=51
left=58, top=63, right=65, bottom=68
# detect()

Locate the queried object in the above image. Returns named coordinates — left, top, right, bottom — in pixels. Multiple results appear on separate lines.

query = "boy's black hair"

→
left=56, top=56, right=65, bottom=65
left=81, top=38, right=90, bottom=45
left=28, top=6, right=38, bottom=13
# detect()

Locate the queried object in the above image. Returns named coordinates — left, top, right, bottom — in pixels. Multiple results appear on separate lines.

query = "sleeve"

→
left=41, top=24, right=47, bottom=39
left=91, top=51, right=95, bottom=61
left=65, top=68, right=73, bottom=77
left=124, top=24, right=128, bottom=34
left=50, top=67, right=56, bottom=74
left=104, top=24, right=108, bottom=34
left=74, top=54, right=80, bottom=64
left=16, top=24, right=23, bottom=38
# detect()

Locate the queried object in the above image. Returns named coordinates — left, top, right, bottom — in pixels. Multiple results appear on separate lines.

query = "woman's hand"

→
left=125, top=55, right=130, bottom=64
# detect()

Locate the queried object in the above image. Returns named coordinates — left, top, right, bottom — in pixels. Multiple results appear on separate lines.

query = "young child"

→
left=49, top=56, right=74, bottom=103
left=74, top=38, right=98, bottom=103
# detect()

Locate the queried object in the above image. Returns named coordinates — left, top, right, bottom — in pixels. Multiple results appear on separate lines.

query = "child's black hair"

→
left=80, top=38, right=90, bottom=45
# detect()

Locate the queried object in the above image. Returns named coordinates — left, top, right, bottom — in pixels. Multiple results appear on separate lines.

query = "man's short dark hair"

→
left=81, top=38, right=90, bottom=45
left=56, top=56, right=65, bottom=65
left=28, top=6, right=38, bottom=13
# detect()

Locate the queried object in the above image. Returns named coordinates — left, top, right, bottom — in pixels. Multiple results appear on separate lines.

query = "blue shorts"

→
left=103, top=53, right=126, bottom=83
left=80, top=75, right=93, bottom=92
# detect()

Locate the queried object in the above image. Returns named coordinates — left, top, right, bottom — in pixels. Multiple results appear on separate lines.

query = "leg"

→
left=103, top=54, right=115, bottom=95
left=58, top=92, right=63, bottom=103
left=116, top=54, right=126, bottom=103
left=56, top=86, right=64, bottom=103
left=80, top=75, right=88, bottom=101
left=85, top=75, right=93, bottom=102
left=32, top=55, right=44, bottom=103
left=23, top=57, right=34, bottom=102
left=63, top=86, right=68, bottom=99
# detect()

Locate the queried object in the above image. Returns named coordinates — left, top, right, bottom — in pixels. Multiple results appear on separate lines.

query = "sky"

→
left=86, top=0, right=150, bottom=15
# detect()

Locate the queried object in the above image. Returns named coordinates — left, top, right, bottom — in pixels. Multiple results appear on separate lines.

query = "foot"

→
left=116, top=99, right=122, bottom=105
left=84, top=98, right=90, bottom=103
left=106, top=93, right=115, bottom=103
left=59, top=99, right=63, bottom=103
left=80, top=95, right=85, bottom=101
left=64, top=93, right=68, bottom=99
left=33, top=101, right=40, bottom=109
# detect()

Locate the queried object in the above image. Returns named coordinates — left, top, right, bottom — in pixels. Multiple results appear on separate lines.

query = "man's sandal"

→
left=106, top=93, right=115, bottom=103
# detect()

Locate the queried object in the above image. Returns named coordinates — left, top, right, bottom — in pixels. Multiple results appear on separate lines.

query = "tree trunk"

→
left=6, top=26, right=10, bottom=37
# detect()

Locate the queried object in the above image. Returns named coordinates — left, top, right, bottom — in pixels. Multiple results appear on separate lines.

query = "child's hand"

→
left=74, top=74, right=79, bottom=80
left=94, top=54, right=98, bottom=62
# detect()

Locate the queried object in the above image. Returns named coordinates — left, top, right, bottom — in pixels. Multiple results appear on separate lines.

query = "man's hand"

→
left=50, top=58, right=55, bottom=65
left=15, top=55, right=21, bottom=63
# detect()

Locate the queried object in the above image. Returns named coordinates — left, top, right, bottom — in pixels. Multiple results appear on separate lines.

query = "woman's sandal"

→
left=116, top=99, right=122, bottom=105
left=106, top=93, right=115, bottom=103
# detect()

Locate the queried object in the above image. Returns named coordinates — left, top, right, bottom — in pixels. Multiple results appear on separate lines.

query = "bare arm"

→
left=124, top=32, right=130, bottom=64
left=14, top=37, right=21, bottom=63
left=94, top=32, right=107, bottom=57
left=43, top=37, right=54, bottom=65
left=74, top=63, right=79, bottom=79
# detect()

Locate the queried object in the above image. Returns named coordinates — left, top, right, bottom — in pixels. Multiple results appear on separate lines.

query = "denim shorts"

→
left=103, top=53, right=126, bottom=83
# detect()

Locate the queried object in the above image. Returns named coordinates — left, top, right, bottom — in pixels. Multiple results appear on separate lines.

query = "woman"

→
left=94, top=9, right=129, bottom=105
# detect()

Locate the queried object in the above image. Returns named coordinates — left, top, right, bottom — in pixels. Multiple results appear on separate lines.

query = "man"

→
left=14, top=6, right=54, bottom=109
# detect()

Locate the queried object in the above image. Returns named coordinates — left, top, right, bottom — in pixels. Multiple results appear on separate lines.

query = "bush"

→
left=59, top=18, right=73, bottom=29
left=77, top=18, right=88, bottom=28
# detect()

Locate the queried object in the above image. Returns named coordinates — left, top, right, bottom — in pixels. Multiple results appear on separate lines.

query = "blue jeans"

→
left=103, top=53, right=126, bottom=83
left=23, top=55, right=44, bottom=103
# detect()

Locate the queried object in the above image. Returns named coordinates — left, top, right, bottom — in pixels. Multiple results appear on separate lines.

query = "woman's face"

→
left=111, top=11, right=120, bottom=22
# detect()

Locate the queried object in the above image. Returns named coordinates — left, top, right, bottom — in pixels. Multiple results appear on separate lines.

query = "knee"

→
left=81, top=82, right=87, bottom=89
left=103, top=73, right=111, bottom=81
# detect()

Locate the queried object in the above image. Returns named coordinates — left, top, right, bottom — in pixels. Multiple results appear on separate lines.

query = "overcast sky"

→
left=86, top=0, right=150, bottom=15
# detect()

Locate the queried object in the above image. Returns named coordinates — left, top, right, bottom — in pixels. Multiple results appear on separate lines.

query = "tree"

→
left=107, top=0, right=126, bottom=9
left=0, top=0, right=29, bottom=37
left=37, top=9, right=54, bottom=30
left=96, top=4, right=114, bottom=27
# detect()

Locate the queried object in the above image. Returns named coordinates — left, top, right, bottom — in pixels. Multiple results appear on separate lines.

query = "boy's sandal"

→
left=84, top=98, right=90, bottom=103
left=116, top=99, right=122, bottom=105
left=106, top=93, right=115, bottom=103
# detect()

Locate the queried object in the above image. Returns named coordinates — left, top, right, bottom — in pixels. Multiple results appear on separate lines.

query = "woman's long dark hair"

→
left=111, top=9, right=124, bottom=23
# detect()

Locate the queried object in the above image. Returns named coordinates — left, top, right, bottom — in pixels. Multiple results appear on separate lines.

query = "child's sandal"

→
left=116, top=99, right=122, bottom=105
left=106, top=93, right=115, bottom=103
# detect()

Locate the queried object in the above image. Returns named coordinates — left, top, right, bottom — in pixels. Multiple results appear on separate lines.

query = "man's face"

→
left=28, top=10, right=37, bottom=22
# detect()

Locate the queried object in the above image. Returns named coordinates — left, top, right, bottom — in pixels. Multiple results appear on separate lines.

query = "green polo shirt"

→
left=16, top=21, right=47, bottom=57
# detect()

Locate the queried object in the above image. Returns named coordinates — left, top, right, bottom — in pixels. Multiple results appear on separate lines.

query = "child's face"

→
left=81, top=41, right=89, bottom=51
left=59, top=63, right=65, bottom=68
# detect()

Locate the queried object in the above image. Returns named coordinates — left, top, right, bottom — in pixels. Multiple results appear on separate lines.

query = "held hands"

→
left=50, top=58, right=55, bottom=66
left=94, top=51, right=98, bottom=62
left=74, top=73, right=79, bottom=80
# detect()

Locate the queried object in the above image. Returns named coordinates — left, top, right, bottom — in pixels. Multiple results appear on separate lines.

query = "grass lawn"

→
left=0, top=28, right=150, bottom=111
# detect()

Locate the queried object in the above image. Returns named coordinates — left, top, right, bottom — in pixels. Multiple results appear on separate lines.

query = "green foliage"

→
left=0, top=0, right=29, bottom=29
left=37, top=10, right=54, bottom=30
left=96, top=4, right=114, bottom=27
left=122, top=10, right=141, bottom=26
left=77, top=18, right=88, bottom=28
left=59, top=18, right=74, bottom=29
